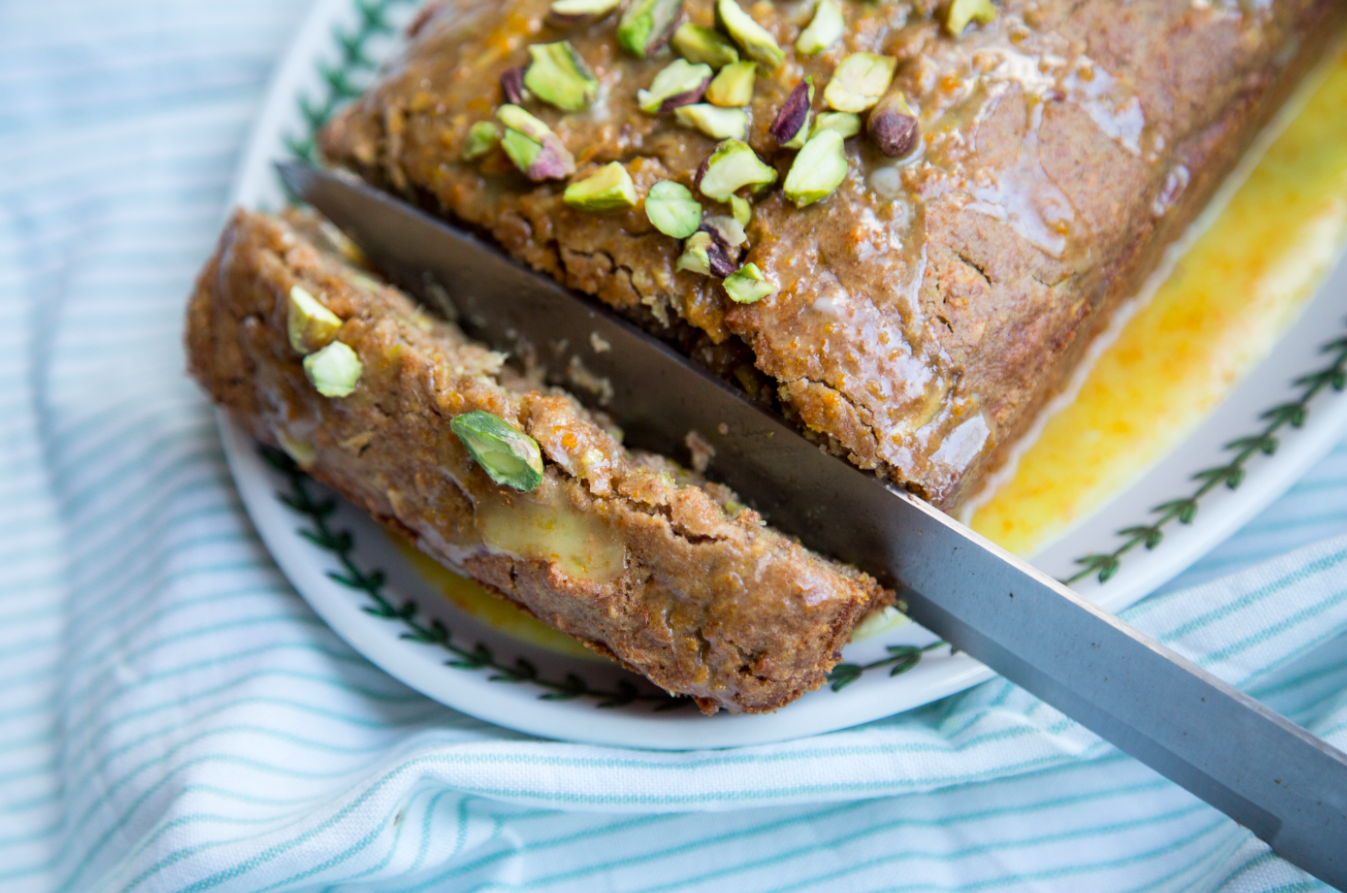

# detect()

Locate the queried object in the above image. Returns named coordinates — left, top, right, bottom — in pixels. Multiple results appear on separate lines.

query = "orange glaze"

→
left=970, top=47, right=1347, bottom=558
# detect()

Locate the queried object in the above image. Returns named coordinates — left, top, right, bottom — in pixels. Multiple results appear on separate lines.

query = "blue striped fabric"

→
left=3, top=2, right=1347, bottom=890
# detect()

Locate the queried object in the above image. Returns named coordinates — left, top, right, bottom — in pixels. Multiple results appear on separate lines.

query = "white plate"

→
left=220, top=0, right=1347, bottom=749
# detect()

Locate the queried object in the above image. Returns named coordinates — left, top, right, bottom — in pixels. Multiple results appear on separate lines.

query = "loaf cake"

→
left=186, top=208, right=891, bottom=713
left=319, top=0, right=1341, bottom=510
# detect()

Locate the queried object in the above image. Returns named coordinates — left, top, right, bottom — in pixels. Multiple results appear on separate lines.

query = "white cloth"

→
left=3, top=2, right=1347, bottom=890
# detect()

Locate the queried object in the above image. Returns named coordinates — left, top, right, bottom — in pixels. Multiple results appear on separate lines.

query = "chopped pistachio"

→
left=525, top=41, right=600, bottom=111
left=723, top=262, right=776, bottom=303
left=705, top=60, right=756, bottom=108
left=638, top=59, right=713, bottom=114
left=500, top=66, right=528, bottom=105
left=784, top=128, right=848, bottom=207
left=674, top=103, right=749, bottom=140
left=867, top=89, right=920, bottom=157
left=644, top=180, right=703, bottom=238
left=729, top=194, right=751, bottom=226
left=700, top=215, right=746, bottom=249
left=671, top=23, right=740, bottom=69
left=497, top=104, right=576, bottom=180
left=564, top=162, right=638, bottom=210
left=461, top=121, right=500, bottom=161
left=617, top=0, right=685, bottom=58
left=811, top=110, right=861, bottom=139
left=450, top=410, right=545, bottom=492
left=548, top=0, right=623, bottom=28
left=796, top=0, right=844, bottom=55
left=302, top=341, right=363, bottom=398
left=824, top=52, right=897, bottom=112
left=770, top=77, right=814, bottom=148
left=697, top=139, right=778, bottom=201
left=287, top=285, right=342, bottom=354
left=276, top=430, right=317, bottom=469
left=675, top=231, right=735, bottom=277
left=715, top=0, right=784, bottom=71
left=946, top=0, right=997, bottom=36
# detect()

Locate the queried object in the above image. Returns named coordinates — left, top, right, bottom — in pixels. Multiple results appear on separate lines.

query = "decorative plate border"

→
left=219, top=0, right=1347, bottom=746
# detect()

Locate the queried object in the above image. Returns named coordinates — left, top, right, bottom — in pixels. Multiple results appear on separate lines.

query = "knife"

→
left=277, top=160, right=1347, bottom=889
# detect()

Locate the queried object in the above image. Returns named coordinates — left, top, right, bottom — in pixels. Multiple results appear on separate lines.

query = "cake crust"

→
left=186, top=209, right=891, bottom=714
left=319, top=0, right=1341, bottom=509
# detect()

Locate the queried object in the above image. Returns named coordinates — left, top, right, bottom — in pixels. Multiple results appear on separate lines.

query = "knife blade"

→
left=277, top=160, right=1347, bottom=889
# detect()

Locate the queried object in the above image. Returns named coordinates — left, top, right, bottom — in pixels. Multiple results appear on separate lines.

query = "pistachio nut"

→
left=946, top=0, right=997, bottom=36
left=770, top=77, right=814, bottom=148
left=867, top=89, right=920, bottom=157
left=729, top=194, right=751, bottom=226
left=461, top=120, right=501, bottom=161
left=525, top=41, right=600, bottom=111
left=564, top=162, right=639, bottom=210
left=796, top=0, right=844, bottom=55
left=723, top=262, right=776, bottom=303
left=783, top=128, right=848, bottom=207
left=287, top=285, right=343, bottom=354
left=638, top=59, right=713, bottom=114
left=705, top=60, right=756, bottom=108
left=547, top=0, right=623, bottom=28
left=823, top=52, right=897, bottom=112
left=675, top=230, right=736, bottom=277
left=450, top=410, right=545, bottom=492
left=644, top=180, right=703, bottom=238
left=671, top=22, right=740, bottom=69
left=715, top=0, right=784, bottom=71
left=700, top=214, right=747, bottom=249
left=674, top=103, right=749, bottom=140
left=497, top=104, right=576, bottom=180
left=696, top=138, right=778, bottom=201
left=811, top=110, right=861, bottom=139
left=303, top=340, right=363, bottom=398
left=617, top=0, right=685, bottom=58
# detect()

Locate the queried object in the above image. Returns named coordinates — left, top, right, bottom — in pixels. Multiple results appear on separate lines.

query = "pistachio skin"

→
left=867, top=90, right=920, bottom=157
left=500, top=66, right=528, bottom=105
left=770, top=78, right=814, bottom=147
left=638, top=59, right=713, bottom=114
left=497, top=105, right=576, bottom=180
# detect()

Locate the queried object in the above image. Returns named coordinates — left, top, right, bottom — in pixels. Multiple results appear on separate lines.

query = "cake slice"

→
left=186, top=208, right=891, bottom=714
left=318, top=0, right=1342, bottom=510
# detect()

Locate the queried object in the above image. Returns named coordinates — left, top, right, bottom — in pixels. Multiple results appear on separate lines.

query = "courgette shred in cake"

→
left=186, top=209, right=891, bottom=713
left=319, top=0, right=1342, bottom=510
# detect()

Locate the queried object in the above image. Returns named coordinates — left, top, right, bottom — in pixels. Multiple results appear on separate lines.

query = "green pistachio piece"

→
left=697, top=139, right=778, bottom=201
left=302, top=341, right=363, bottom=398
left=723, top=262, right=776, bottom=303
left=729, top=194, right=751, bottom=226
left=497, top=105, right=576, bottom=180
left=524, top=41, right=600, bottom=111
left=715, top=0, right=784, bottom=72
left=461, top=121, right=500, bottom=161
left=287, top=285, right=342, bottom=354
left=674, top=103, right=749, bottom=140
left=548, top=0, right=623, bottom=28
left=697, top=139, right=777, bottom=201
left=701, top=214, right=746, bottom=248
left=796, top=0, right=844, bottom=55
left=705, top=60, right=756, bottom=108
left=564, top=162, right=639, bottom=210
left=675, top=231, right=716, bottom=276
left=671, top=23, right=740, bottom=69
left=811, top=110, right=861, bottom=139
left=946, top=0, right=997, bottom=35
left=638, top=59, right=713, bottom=114
left=644, top=180, right=703, bottom=238
left=450, top=410, right=544, bottom=492
left=784, top=128, right=848, bottom=207
left=617, top=0, right=685, bottom=58
left=824, top=52, right=897, bottom=112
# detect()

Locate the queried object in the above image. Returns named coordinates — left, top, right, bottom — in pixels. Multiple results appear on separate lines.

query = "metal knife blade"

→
left=277, top=160, right=1347, bottom=889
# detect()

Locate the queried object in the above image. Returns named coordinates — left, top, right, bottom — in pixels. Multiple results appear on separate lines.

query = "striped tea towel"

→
left=4, top=1, right=1347, bottom=891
